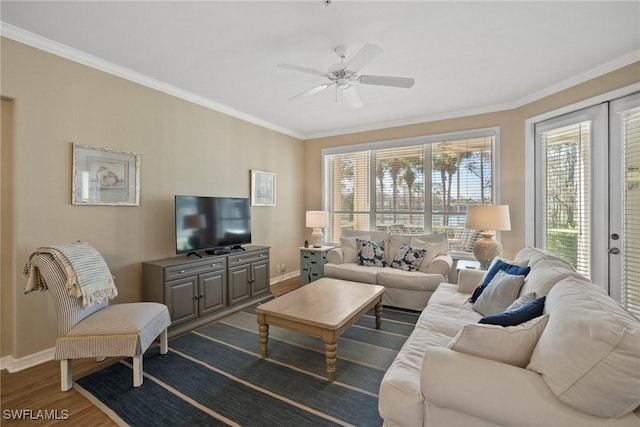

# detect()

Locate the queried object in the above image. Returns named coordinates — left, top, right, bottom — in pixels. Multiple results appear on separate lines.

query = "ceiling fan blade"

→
left=359, top=75, right=415, bottom=88
left=341, top=85, right=363, bottom=109
left=278, top=63, right=327, bottom=77
left=289, top=82, right=334, bottom=100
left=347, top=43, right=383, bottom=72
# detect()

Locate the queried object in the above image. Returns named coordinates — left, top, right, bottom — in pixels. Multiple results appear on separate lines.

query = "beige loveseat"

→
left=379, top=247, right=640, bottom=427
left=324, top=230, right=452, bottom=311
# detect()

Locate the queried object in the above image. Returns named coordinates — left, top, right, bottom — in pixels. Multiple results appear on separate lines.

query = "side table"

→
left=299, top=246, right=333, bottom=285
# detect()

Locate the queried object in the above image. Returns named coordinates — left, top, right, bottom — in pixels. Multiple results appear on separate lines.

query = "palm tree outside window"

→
left=323, top=130, right=497, bottom=251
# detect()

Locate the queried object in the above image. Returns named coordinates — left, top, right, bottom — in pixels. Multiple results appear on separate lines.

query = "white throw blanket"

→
left=23, top=242, right=118, bottom=307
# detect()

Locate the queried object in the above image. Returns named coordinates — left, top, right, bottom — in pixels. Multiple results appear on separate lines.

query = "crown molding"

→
left=0, top=22, right=305, bottom=140
left=2, top=22, right=637, bottom=141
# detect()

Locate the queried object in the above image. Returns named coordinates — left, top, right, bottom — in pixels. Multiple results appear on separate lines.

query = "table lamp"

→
left=306, top=211, right=328, bottom=248
left=465, top=205, right=511, bottom=268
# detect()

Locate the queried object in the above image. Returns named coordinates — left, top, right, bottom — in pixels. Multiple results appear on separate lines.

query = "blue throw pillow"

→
left=478, top=296, right=546, bottom=326
left=470, top=259, right=531, bottom=303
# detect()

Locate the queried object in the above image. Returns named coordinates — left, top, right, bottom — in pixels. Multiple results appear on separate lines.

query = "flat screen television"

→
left=175, top=195, right=251, bottom=255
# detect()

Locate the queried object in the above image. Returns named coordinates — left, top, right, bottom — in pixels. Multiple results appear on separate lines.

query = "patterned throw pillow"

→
left=356, top=238, right=386, bottom=267
left=391, top=244, right=427, bottom=271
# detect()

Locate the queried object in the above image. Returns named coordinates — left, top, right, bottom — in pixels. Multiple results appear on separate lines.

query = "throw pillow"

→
left=470, top=259, right=531, bottom=303
left=447, top=314, right=549, bottom=368
left=409, top=238, right=440, bottom=272
left=479, top=296, right=546, bottom=326
left=340, top=234, right=370, bottom=263
left=506, top=292, right=537, bottom=311
left=473, top=270, right=526, bottom=316
left=390, top=244, right=427, bottom=271
left=356, top=238, right=386, bottom=267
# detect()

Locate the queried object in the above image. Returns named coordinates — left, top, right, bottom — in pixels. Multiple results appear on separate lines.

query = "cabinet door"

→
left=300, top=251, right=312, bottom=285
left=199, top=270, right=227, bottom=316
left=166, top=277, right=198, bottom=325
left=251, top=259, right=270, bottom=297
left=228, top=265, right=251, bottom=305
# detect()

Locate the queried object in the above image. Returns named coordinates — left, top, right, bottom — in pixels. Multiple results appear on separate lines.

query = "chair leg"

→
left=60, top=360, right=72, bottom=392
left=133, top=354, right=143, bottom=387
left=160, top=328, right=168, bottom=355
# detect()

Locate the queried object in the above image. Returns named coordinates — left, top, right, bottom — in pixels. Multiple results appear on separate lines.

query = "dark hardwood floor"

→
left=1, top=276, right=301, bottom=426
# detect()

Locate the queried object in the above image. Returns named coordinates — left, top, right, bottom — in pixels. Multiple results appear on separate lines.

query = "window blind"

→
left=323, top=131, right=496, bottom=248
left=375, top=145, right=425, bottom=231
left=539, top=122, right=592, bottom=278
left=621, top=107, right=640, bottom=317
left=325, top=150, right=370, bottom=242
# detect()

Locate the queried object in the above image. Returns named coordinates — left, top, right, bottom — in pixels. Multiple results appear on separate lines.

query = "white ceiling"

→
left=1, top=1, right=639, bottom=139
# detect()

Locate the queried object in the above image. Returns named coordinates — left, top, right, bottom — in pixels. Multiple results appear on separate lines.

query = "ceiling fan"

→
left=278, top=43, right=415, bottom=109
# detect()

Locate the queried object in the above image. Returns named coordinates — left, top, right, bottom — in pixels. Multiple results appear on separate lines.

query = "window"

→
left=323, top=129, right=497, bottom=249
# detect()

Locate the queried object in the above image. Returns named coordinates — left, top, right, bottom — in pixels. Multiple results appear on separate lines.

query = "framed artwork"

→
left=251, top=169, right=276, bottom=206
left=72, top=143, right=140, bottom=206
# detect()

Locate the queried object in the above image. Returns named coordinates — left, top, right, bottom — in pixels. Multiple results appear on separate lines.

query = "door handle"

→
left=609, top=247, right=620, bottom=255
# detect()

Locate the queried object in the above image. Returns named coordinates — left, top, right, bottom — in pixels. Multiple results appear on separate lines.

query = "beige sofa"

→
left=324, top=230, right=452, bottom=311
left=379, top=247, right=640, bottom=427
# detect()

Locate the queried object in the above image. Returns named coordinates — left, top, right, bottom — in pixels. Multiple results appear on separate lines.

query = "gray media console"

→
left=142, top=245, right=270, bottom=336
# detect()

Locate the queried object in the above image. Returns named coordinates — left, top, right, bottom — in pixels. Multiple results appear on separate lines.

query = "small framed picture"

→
left=72, top=143, right=140, bottom=206
left=251, top=169, right=276, bottom=206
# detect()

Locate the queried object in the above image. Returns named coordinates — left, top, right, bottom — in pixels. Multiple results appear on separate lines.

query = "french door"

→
left=610, top=93, right=640, bottom=318
left=534, top=92, right=640, bottom=318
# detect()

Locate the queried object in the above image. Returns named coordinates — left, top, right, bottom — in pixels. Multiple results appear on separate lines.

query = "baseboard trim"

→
left=270, top=270, right=300, bottom=285
left=0, top=347, right=55, bottom=373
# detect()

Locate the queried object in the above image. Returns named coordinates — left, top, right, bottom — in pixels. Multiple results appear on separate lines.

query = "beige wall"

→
left=0, top=38, right=305, bottom=358
left=2, top=33, right=638, bottom=361
left=303, top=62, right=640, bottom=259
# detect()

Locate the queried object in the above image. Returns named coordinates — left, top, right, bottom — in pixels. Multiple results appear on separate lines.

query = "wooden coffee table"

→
left=256, top=278, right=384, bottom=382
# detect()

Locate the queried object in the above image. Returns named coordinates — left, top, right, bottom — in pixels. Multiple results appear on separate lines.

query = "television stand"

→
left=231, top=245, right=246, bottom=252
left=186, top=251, right=202, bottom=258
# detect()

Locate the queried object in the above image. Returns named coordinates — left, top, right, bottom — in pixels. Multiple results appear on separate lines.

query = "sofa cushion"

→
left=356, top=238, right=386, bottom=267
left=447, top=314, right=549, bottom=368
left=376, top=269, right=443, bottom=292
left=391, top=244, right=426, bottom=271
left=470, top=259, right=530, bottom=303
left=519, top=257, right=584, bottom=297
left=379, top=289, right=481, bottom=427
left=473, top=270, right=526, bottom=316
left=387, top=233, right=447, bottom=269
left=340, top=233, right=370, bottom=263
left=506, top=291, right=536, bottom=311
left=323, top=263, right=382, bottom=284
left=479, top=296, right=546, bottom=326
left=527, top=277, right=640, bottom=418
left=409, top=238, right=440, bottom=273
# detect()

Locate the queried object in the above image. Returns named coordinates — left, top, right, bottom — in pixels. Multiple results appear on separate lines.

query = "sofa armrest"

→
left=421, top=347, right=635, bottom=427
left=426, top=254, right=453, bottom=276
left=326, top=247, right=344, bottom=264
left=457, top=268, right=485, bottom=293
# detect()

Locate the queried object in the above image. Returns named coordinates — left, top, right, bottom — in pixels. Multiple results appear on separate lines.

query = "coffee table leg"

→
left=257, top=314, right=269, bottom=358
left=375, top=299, right=383, bottom=330
left=324, top=341, right=337, bottom=382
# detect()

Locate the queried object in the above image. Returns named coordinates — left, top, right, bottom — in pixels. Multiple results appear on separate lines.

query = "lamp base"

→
left=309, top=228, right=324, bottom=248
left=473, top=231, right=503, bottom=269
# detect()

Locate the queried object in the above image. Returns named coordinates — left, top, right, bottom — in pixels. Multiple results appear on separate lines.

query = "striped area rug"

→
left=75, top=303, right=419, bottom=427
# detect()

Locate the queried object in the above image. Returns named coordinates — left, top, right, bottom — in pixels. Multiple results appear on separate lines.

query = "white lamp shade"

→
left=465, top=205, right=511, bottom=231
left=306, top=211, right=328, bottom=228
